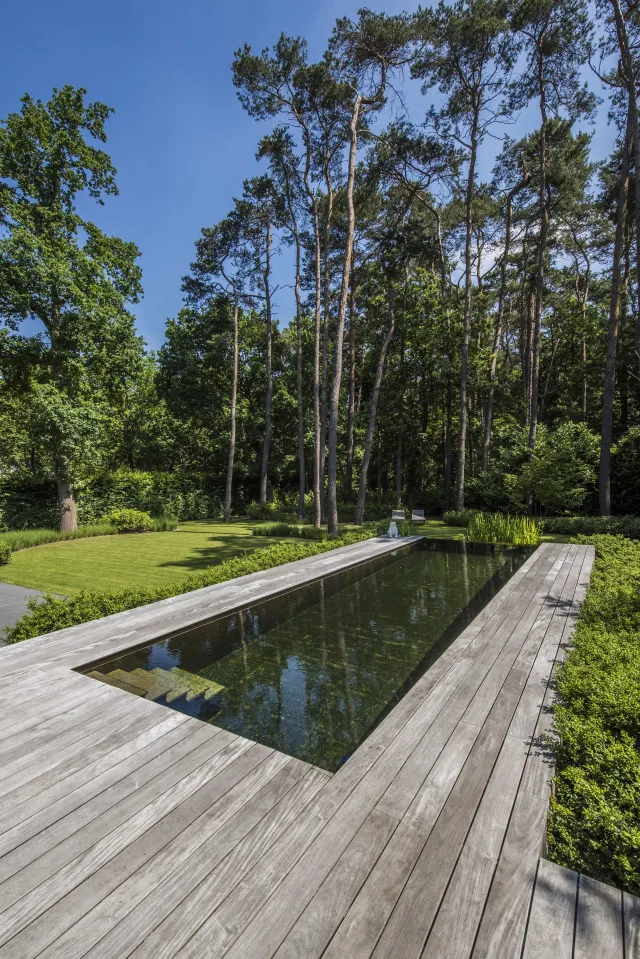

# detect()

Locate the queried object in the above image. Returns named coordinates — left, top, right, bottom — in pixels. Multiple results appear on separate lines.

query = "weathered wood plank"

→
left=574, top=874, right=624, bottom=959
left=624, top=891, right=640, bottom=959
left=522, top=858, right=578, bottom=959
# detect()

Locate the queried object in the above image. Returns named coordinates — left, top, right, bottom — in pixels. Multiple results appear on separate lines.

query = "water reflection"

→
left=84, top=542, right=526, bottom=771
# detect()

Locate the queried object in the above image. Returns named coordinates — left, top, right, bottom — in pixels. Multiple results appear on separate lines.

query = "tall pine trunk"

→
left=345, top=285, right=357, bottom=499
left=455, top=113, right=479, bottom=510
left=355, top=289, right=395, bottom=525
left=327, top=94, right=362, bottom=534
left=599, top=105, right=631, bottom=515
left=259, top=221, right=273, bottom=506
left=529, top=60, right=549, bottom=454
left=319, top=180, right=334, bottom=521
left=224, top=294, right=239, bottom=523
left=482, top=175, right=529, bottom=470
left=293, top=228, right=306, bottom=521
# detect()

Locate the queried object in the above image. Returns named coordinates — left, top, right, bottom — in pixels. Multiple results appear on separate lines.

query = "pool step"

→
left=86, top=666, right=225, bottom=704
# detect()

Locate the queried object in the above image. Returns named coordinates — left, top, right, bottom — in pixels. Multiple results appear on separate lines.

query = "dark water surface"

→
left=83, top=540, right=527, bottom=771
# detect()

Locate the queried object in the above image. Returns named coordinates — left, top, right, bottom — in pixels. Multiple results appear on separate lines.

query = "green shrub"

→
left=548, top=535, right=640, bottom=894
left=5, top=528, right=377, bottom=644
left=252, top=522, right=332, bottom=541
left=541, top=515, right=640, bottom=538
left=0, top=471, right=223, bottom=529
left=104, top=509, right=153, bottom=534
left=0, top=540, right=11, bottom=565
left=152, top=515, right=179, bottom=532
left=0, top=524, right=116, bottom=551
left=465, top=512, right=540, bottom=546
left=443, top=508, right=480, bottom=527
left=507, top=422, right=599, bottom=515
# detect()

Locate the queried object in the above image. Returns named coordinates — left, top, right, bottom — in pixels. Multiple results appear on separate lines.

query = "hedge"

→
left=548, top=535, right=640, bottom=894
left=541, top=515, right=640, bottom=538
left=5, top=527, right=378, bottom=644
left=0, top=470, right=223, bottom=529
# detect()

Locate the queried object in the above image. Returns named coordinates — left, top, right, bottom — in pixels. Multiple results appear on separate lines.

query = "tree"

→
left=324, top=10, right=415, bottom=534
left=0, top=86, right=142, bottom=529
left=183, top=214, right=248, bottom=522
left=511, top=0, right=595, bottom=455
left=413, top=0, right=515, bottom=509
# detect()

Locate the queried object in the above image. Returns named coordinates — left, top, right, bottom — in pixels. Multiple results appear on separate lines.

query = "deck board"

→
left=0, top=535, right=604, bottom=958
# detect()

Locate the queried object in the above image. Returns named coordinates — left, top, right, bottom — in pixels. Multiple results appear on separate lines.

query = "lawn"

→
left=0, top=515, right=559, bottom=597
left=0, top=520, right=285, bottom=596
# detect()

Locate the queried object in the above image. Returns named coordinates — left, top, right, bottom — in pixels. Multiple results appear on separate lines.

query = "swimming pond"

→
left=82, top=540, right=527, bottom=772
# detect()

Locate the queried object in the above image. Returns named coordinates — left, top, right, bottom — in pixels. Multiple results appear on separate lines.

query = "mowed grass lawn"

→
left=0, top=515, right=559, bottom=598
left=0, top=520, right=285, bottom=596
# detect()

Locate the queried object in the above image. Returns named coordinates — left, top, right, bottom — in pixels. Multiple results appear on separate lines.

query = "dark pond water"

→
left=83, top=540, right=527, bottom=772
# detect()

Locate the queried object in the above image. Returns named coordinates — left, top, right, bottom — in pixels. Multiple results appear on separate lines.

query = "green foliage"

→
left=0, top=540, right=11, bottom=564
left=152, top=515, right=179, bottom=532
left=0, top=471, right=222, bottom=528
left=252, top=522, right=336, bottom=541
left=541, top=515, right=640, bottom=538
left=548, top=536, right=640, bottom=894
left=443, top=508, right=480, bottom=527
left=104, top=509, right=153, bottom=533
left=611, top=428, right=640, bottom=515
left=465, top=512, right=540, bottom=545
left=507, top=423, right=599, bottom=515
left=0, top=86, right=144, bottom=492
left=5, top=528, right=376, bottom=643
left=2, top=524, right=114, bottom=551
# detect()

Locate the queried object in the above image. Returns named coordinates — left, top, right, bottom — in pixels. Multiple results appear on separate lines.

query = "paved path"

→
left=0, top=583, right=43, bottom=645
left=0, top=538, right=632, bottom=957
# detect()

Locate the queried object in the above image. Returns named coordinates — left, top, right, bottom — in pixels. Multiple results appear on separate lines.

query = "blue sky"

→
left=2, top=0, right=612, bottom=350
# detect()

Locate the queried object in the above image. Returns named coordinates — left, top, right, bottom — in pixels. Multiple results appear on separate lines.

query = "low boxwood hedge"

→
left=5, top=528, right=377, bottom=644
left=548, top=535, right=640, bottom=894
left=541, top=515, right=640, bottom=538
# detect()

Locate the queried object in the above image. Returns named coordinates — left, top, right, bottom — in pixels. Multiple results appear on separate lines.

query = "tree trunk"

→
left=610, top=0, right=640, bottom=323
left=327, top=94, right=363, bottom=534
left=529, top=58, right=550, bottom=454
left=259, top=221, right=273, bottom=506
left=355, top=291, right=395, bottom=525
left=599, top=105, right=631, bottom=516
left=294, top=228, right=306, bottom=521
left=224, top=295, right=239, bottom=523
left=58, top=479, right=77, bottom=531
left=482, top=174, right=529, bottom=470
left=345, top=285, right=357, bottom=499
left=455, top=112, right=479, bottom=510
left=395, top=329, right=405, bottom=507
left=319, top=177, right=334, bottom=522
left=444, top=377, right=453, bottom=511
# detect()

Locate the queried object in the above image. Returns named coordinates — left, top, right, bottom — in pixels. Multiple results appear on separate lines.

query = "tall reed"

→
left=465, top=512, right=540, bottom=546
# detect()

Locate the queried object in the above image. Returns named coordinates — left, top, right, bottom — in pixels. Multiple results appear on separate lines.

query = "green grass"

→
left=0, top=520, right=284, bottom=596
left=0, top=513, right=561, bottom=598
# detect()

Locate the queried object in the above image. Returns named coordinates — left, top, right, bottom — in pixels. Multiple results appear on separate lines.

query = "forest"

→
left=1, top=0, right=639, bottom=533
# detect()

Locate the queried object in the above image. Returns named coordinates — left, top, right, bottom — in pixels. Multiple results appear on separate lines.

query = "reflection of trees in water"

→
left=90, top=547, right=515, bottom=771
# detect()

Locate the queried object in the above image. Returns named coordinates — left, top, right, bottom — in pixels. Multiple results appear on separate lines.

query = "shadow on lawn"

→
left=158, top=538, right=280, bottom=572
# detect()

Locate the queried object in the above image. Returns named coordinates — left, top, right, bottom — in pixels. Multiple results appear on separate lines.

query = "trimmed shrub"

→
left=104, top=509, right=153, bottom=534
left=443, top=509, right=480, bottom=527
left=548, top=535, right=640, bottom=894
left=465, top=512, right=540, bottom=546
left=0, top=540, right=11, bottom=565
left=5, top=528, right=377, bottom=644
left=541, top=515, right=640, bottom=538
left=152, top=515, right=179, bottom=532
left=252, top=522, right=332, bottom=541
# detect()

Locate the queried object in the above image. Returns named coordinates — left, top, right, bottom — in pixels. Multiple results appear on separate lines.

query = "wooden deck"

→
left=0, top=536, right=627, bottom=958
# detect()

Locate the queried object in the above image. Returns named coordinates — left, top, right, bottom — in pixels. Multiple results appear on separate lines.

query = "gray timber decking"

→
left=0, top=536, right=618, bottom=958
